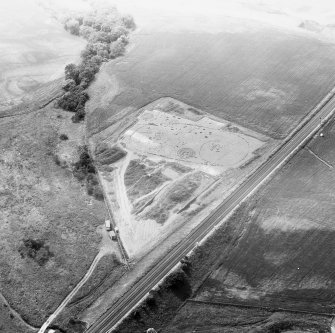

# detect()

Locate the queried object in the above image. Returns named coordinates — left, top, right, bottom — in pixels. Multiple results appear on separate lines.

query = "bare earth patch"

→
left=93, top=98, right=276, bottom=258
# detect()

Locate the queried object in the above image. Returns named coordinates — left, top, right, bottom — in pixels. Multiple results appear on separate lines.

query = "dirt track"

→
left=38, top=227, right=116, bottom=333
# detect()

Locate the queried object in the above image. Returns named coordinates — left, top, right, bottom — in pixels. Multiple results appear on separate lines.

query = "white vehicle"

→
left=320, top=133, right=324, bottom=137
left=105, top=219, right=111, bottom=231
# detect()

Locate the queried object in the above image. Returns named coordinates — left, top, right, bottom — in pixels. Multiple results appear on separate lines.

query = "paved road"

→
left=86, top=95, right=335, bottom=333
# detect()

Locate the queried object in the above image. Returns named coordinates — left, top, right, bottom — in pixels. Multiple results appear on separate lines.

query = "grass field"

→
left=0, top=293, right=37, bottom=333
left=194, top=118, right=335, bottom=314
left=0, top=106, right=107, bottom=328
left=87, top=22, right=335, bottom=139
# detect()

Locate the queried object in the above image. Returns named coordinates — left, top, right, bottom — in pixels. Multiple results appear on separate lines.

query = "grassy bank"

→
left=53, top=254, right=127, bottom=333
left=0, top=106, right=106, bottom=328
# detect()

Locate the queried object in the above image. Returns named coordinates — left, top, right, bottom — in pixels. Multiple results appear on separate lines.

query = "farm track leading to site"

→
left=85, top=94, right=335, bottom=333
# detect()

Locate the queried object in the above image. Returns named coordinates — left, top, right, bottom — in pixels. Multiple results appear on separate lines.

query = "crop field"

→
left=96, top=98, right=273, bottom=258
left=87, top=22, right=335, bottom=139
left=194, top=118, right=335, bottom=314
left=164, top=301, right=332, bottom=332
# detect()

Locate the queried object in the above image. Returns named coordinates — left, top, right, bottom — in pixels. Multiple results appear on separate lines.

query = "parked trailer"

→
left=109, top=230, right=117, bottom=241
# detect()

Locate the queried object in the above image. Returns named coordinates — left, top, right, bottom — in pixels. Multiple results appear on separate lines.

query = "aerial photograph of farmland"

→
left=2, top=0, right=335, bottom=333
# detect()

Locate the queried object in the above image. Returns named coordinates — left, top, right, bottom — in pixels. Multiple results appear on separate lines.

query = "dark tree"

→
left=18, top=239, right=53, bottom=266
left=65, top=64, right=80, bottom=84
left=72, top=107, right=85, bottom=123
left=62, top=79, right=76, bottom=92
left=73, top=146, right=95, bottom=177
left=57, top=87, right=88, bottom=113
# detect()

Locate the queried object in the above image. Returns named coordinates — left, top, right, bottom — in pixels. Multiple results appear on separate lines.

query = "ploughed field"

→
left=164, top=302, right=332, bottom=333
left=193, top=118, right=335, bottom=315
left=0, top=1, right=84, bottom=113
left=87, top=23, right=335, bottom=139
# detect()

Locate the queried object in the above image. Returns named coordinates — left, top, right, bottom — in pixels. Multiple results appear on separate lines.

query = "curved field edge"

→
left=86, top=25, right=335, bottom=140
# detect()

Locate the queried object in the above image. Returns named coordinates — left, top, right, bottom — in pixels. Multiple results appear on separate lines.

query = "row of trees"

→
left=64, top=7, right=135, bottom=37
left=72, top=145, right=104, bottom=201
left=57, top=7, right=135, bottom=122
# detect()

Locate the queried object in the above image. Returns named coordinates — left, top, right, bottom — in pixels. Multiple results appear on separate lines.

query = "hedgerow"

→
left=57, top=6, right=135, bottom=122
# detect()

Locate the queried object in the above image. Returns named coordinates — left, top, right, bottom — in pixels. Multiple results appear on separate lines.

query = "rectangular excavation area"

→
left=122, top=109, right=263, bottom=175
